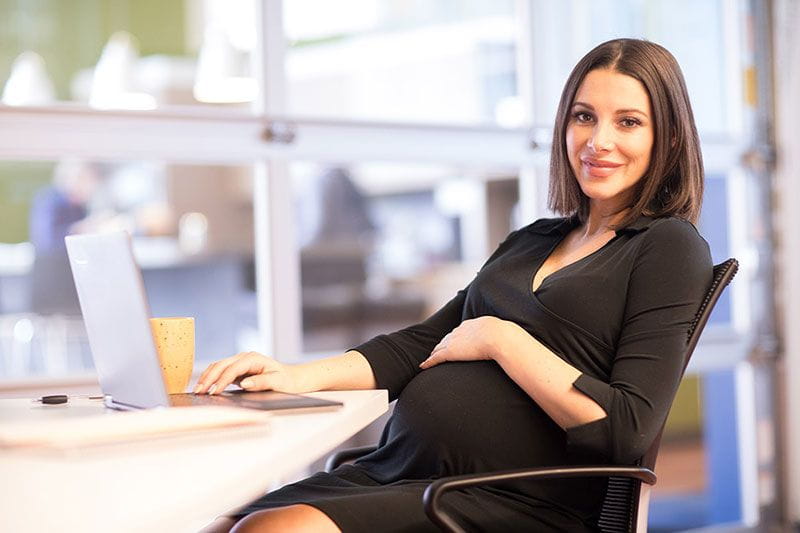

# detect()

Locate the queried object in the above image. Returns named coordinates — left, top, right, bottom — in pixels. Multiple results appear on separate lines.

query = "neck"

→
left=580, top=206, right=630, bottom=237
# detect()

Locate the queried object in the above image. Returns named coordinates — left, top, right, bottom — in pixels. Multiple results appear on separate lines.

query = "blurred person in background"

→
left=27, top=159, right=107, bottom=315
left=29, top=159, right=104, bottom=253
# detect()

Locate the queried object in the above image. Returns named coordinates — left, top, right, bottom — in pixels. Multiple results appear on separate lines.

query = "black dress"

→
left=232, top=215, right=712, bottom=532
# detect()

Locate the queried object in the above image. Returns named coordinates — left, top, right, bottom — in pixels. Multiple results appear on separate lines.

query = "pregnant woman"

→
left=196, top=38, right=712, bottom=532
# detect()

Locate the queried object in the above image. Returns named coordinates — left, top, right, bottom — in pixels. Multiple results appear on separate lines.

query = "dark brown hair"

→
left=548, top=38, right=703, bottom=226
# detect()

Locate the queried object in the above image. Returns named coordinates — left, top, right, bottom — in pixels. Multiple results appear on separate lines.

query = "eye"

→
left=620, top=117, right=642, bottom=128
left=572, top=111, right=594, bottom=123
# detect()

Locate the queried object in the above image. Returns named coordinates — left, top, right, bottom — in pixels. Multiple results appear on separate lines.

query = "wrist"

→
left=292, top=361, right=319, bottom=392
left=487, top=317, right=522, bottom=363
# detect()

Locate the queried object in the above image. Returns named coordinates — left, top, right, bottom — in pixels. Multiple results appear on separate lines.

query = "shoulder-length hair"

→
left=548, top=38, right=704, bottom=226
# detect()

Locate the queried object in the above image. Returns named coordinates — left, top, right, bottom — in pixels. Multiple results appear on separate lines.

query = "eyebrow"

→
left=572, top=101, right=649, bottom=117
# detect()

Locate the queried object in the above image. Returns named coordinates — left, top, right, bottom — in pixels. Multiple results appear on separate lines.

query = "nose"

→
left=587, top=121, right=615, bottom=153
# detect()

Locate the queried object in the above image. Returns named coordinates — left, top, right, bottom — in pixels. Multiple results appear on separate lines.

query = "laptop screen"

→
left=66, top=231, right=169, bottom=409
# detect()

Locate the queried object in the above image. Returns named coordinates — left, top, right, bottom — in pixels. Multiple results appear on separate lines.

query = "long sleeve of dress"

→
left=353, top=230, right=523, bottom=400
left=564, top=219, right=712, bottom=464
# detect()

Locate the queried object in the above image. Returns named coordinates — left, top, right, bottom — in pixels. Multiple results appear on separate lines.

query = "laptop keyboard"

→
left=169, top=393, right=239, bottom=407
left=167, top=390, right=343, bottom=412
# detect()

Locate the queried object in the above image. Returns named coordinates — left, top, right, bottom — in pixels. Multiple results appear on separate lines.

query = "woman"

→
left=198, top=38, right=712, bottom=532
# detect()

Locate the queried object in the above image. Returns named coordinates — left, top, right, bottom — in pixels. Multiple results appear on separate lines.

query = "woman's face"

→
left=566, top=68, right=654, bottom=215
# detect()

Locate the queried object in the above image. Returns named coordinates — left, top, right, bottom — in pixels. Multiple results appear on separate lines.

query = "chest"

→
left=532, top=230, right=617, bottom=292
left=464, top=230, right=638, bottom=359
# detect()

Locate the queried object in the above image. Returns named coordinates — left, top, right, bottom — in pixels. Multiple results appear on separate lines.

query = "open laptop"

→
left=65, top=231, right=342, bottom=413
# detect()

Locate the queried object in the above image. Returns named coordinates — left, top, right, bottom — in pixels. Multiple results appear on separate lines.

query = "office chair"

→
left=326, top=258, right=739, bottom=533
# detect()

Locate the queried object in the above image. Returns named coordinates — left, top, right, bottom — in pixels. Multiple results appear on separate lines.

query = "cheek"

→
left=625, top=137, right=654, bottom=168
left=565, top=126, right=578, bottom=152
left=565, top=127, right=582, bottom=163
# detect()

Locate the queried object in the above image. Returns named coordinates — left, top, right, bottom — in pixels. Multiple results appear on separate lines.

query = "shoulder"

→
left=640, top=217, right=709, bottom=254
left=482, top=217, right=569, bottom=267
left=500, top=216, right=572, bottom=248
left=31, top=187, right=67, bottom=211
left=520, top=216, right=573, bottom=235
left=634, top=217, right=713, bottom=277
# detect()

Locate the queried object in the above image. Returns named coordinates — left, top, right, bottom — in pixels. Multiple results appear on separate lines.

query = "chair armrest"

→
left=324, top=445, right=378, bottom=473
left=422, top=465, right=656, bottom=533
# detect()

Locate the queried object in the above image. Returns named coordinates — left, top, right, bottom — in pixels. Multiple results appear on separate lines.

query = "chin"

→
left=579, top=186, right=630, bottom=209
left=579, top=184, right=616, bottom=200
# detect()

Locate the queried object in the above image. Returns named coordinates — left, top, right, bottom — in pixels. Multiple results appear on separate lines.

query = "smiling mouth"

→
left=581, top=159, right=622, bottom=177
left=582, top=158, right=622, bottom=167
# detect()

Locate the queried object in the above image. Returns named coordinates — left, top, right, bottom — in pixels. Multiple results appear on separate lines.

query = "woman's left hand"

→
left=420, top=316, right=517, bottom=369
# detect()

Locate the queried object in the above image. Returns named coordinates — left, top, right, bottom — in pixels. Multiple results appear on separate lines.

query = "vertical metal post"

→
left=740, top=0, right=785, bottom=526
left=771, top=0, right=800, bottom=526
left=251, top=0, right=302, bottom=359
left=515, top=0, right=542, bottom=225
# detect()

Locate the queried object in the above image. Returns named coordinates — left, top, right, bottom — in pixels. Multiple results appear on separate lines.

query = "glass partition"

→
left=284, top=1, right=520, bottom=126
left=0, top=159, right=256, bottom=379
left=290, top=161, right=519, bottom=354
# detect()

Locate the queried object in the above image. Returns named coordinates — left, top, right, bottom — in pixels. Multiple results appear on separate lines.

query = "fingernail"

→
left=208, top=384, right=217, bottom=395
left=193, top=384, right=203, bottom=394
left=241, top=379, right=253, bottom=388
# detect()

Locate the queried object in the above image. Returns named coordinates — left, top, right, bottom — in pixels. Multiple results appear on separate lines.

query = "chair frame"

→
left=326, top=258, right=739, bottom=533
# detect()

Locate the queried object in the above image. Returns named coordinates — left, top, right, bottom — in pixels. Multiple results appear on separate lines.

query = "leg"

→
left=231, top=504, right=340, bottom=533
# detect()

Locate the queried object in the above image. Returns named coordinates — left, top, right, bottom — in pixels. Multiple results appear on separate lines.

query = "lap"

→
left=230, top=466, right=595, bottom=533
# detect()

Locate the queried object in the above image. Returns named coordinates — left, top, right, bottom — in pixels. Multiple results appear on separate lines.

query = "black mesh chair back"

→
left=596, top=258, right=739, bottom=532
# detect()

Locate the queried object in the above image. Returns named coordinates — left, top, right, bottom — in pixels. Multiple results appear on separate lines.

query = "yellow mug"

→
left=149, top=317, right=195, bottom=394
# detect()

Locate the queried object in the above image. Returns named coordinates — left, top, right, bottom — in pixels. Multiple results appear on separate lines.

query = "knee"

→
left=231, top=505, right=339, bottom=533
left=230, top=511, right=269, bottom=533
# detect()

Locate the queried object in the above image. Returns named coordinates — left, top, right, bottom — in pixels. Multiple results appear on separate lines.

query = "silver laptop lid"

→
left=65, top=231, right=169, bottom=409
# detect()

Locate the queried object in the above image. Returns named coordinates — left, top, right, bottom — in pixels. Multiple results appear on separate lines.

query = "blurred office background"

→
left=0, top=1, right=797, bottom=531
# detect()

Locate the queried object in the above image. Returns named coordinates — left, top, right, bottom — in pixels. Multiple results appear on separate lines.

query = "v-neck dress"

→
left=232, top=215, right=713, bottom=532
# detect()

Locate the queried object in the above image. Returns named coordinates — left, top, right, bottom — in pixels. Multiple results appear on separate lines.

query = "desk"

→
left=0, top=390, right=388, bottom=533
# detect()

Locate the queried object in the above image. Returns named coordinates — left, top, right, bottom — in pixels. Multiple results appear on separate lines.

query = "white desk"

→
left=0, top=390, right=388, bottom=533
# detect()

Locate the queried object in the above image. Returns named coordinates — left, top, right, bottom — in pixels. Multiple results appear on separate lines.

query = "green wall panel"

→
left=0, top=1, right=188, bottom=241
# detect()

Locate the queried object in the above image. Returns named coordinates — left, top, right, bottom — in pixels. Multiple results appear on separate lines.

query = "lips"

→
left=581, top=157, right=622, bottom=178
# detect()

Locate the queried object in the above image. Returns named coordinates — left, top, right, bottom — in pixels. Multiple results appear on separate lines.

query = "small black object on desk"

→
left=37, top=395, right=68, bottom=405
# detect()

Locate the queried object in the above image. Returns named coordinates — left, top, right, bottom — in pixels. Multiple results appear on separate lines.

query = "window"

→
left=0, top=2, right=767, bottom=528
left=290, top=161, right=518, bottom=353
left=0, top=0, right=258, bottom=111
left=0, top=159, right=255, bottom=378
left=284, top=0, right=519, bottom=125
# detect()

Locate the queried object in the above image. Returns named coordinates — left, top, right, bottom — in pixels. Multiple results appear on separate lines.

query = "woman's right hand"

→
left=193, top=352, right=308, bottom=395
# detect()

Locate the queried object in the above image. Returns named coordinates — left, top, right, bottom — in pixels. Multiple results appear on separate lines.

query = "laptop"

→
left=65, top=231, right=342, bottom=413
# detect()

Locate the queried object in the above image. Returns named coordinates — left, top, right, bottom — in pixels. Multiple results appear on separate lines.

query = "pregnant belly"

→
left=359, top=361, right=567, bottom=481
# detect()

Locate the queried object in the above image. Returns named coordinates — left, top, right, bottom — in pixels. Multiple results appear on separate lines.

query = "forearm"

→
left=296, top=350, right=377, bottom=391
left=492, top=321, right=607, bottom=430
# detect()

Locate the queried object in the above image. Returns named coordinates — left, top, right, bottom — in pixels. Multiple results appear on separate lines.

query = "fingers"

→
left=420, top=332, right=453, bottom=369
left=419, top=352, right=445, bottom=369
left=194, top=352, right=273, bottom=394
left=213, top=354, right=275, bottom=394
left=194, top=356, right=238, bottom=394
left=237, top=373, right=276, bottom=391
left=430, top=333, right=451, bottom=354
left=420, top=345, right=448, bottom=369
